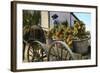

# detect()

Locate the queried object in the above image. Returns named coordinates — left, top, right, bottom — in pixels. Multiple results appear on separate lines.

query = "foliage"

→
left=73, top=21, right=89, bottom=39
left=23, top=10, right=41, bottom=41
left=48, top=20, right=90, bottom=49
left=62, top=20, right=68, bottom=27
left=23, top=10, right=41, bottom=27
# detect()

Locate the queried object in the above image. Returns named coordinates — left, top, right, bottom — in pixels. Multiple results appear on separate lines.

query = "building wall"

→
left=41, top=11, right=49, bottom=31
left=49, top=12, right=71, bottom=27
left=41, top=11, right=78, bottom=29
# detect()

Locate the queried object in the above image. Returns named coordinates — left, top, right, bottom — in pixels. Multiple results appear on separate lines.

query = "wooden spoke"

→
left=48, top=41, right=76, bottom=61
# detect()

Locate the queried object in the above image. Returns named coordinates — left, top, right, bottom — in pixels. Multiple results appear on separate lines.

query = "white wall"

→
left=0, top=0, right=99, bottom=73
left=41, top=11, right=49, bottom=30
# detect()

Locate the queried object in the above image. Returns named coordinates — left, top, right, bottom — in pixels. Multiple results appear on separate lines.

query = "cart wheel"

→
left=27, top=41, right=47, bottom=62
left=48, top=41, right=76, bottom=61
